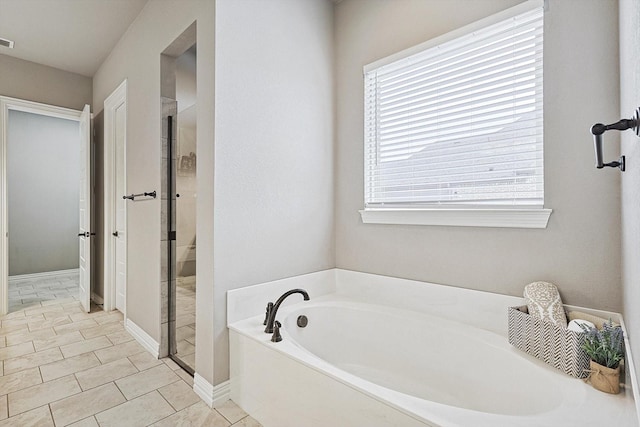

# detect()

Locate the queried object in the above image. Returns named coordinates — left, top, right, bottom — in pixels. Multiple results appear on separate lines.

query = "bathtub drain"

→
left=297, top=315, right=308, bottom=328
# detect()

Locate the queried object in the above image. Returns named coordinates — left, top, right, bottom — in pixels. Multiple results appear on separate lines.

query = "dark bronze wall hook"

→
left=591, top=107, right=640, bottom=172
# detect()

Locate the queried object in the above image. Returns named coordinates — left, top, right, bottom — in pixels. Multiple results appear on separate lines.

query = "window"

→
left=361, top=1, right=551, bottom=228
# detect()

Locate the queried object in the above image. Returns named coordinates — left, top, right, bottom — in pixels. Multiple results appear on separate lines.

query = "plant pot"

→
left=588, top=360, right=621, bottom=394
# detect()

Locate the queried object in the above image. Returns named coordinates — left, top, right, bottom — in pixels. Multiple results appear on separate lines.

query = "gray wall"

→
left=0, top=54, right=92, bottom=110
left=213, top=0, right=334, bottom=383
left=7, top=110, right=80, bottom=275
left=620, top=0, right=640, bottom=390
left=334, top=0, right=622, bottom=312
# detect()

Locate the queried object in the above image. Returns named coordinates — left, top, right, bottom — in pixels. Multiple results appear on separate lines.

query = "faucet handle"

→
left=263, top=302, right=273, bottom=326
left=271, top=321, right=282, bottom=343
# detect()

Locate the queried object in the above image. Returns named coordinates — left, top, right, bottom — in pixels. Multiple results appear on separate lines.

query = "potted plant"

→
left=580, top=320, right=624, bottom=394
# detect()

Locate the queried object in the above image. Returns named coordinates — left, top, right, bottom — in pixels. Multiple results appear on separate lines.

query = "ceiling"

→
left=0, top=0, right=148, bottom=77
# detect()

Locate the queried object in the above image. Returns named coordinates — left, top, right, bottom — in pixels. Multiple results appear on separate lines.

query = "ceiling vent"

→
left=0, top=38, right=14, bottom=49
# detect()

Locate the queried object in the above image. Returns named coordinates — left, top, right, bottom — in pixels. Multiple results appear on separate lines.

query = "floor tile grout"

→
left=1, top=273, right=261, bottom=427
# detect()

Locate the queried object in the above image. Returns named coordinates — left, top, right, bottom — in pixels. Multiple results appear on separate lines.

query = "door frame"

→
left=0, top=96, right=86, bottom=315
left=103, top=80, right=127, bottom=314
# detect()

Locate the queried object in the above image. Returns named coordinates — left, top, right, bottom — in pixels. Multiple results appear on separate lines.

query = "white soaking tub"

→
left=227, top=269, right=638, bottom=427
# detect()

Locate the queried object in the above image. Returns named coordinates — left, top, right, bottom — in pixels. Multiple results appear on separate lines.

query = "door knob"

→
left=112, top=231, right=119, bottom=237
left=78, top=232, right=96, bottom=237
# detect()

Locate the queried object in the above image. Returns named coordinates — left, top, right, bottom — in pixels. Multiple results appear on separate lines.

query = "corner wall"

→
left=334, top=0, right=622, bottom=311
left=620, top=0, right=640, bottom=387
left=213, top=0, right=334, bottom=383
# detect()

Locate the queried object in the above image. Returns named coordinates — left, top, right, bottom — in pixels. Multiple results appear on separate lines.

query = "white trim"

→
left=125, top=318, right=159, bottom=358
left=0, top=96, right=86, bottom=316
left=193, top=374, right=214, bottom=406
left=0, top=96, right=82, bottom=121
left=359, top=208, right=552, bottom=229
left=91, top=292, right=104, bottom=305
left=212, top=380, right=231, bottom=407
left=363, top=0, right=544, bottom=72
left=193, top=374, right=230, bottom=408
left=618, top=315, right=640, bottom=425
left=103, top=80, right=127, bottom=315
left=8, top=268, right=79, bottom=282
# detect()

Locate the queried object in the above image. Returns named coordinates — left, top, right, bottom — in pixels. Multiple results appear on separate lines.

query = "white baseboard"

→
left=91, top=292, right=104, bottom=304
left=125, top=319, right=159, bottom=358
left=9, top=268, right=79, bottom=282
left=193, top=374, right=213, bottom=406
left=213, top=380, right=231, bottom=407
left=193, top=374, right=230, bottom=408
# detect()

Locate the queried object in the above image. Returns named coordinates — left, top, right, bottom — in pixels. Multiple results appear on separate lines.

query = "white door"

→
left=114, top=101, right=126, bottom=312
left=104, top=80, right=127, bottom=314
left=78, top=104, right=91, bottom=313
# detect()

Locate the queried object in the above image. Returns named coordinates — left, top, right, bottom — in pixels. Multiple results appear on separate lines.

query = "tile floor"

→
left=9, top=272, right=80, bottom=311
left=1, top=274, right=261, bottom=426
left=174, top=276, right=196, bottom=371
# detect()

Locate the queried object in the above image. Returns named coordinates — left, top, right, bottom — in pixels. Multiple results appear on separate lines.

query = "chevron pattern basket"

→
left=508, top=305, right=590, bottom=378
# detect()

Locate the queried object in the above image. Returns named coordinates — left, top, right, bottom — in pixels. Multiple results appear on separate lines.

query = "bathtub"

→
left=227, top=269, right=638, bottom=426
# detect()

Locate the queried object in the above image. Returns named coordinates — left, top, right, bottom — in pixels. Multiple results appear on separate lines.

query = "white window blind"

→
left=364, top=5, right=544, bottom=210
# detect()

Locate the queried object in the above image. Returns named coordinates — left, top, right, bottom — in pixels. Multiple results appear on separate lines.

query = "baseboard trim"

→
left=125, top=319, right=159, bottom=358
left=9, top=268, right=79, bottom=282
left=213, top=380, right=231, bottom=407
left=193, top=374, right=230, bottom=408
left=91, top=292, right=104, bottom=305
left=193, top=374, right=214, bottom=406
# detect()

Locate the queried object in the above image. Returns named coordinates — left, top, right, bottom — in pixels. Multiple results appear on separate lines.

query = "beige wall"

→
left=620, top=0, right=640, bottom=386
left=213, top=0, right=334, bottom=383
left=92, top=0, right=217, bottom=384
left=0, top=54, right=91, bottom=110
left=334, top=0, right=622, bottom=311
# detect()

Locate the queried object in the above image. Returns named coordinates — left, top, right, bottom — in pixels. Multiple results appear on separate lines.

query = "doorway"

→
left=0, top=97, right=92, bottom=315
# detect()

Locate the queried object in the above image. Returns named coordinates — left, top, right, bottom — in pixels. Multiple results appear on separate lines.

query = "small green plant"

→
left=580, top=320, right=625, bottom=369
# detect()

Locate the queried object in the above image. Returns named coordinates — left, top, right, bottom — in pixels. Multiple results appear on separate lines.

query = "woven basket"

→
left=508, top=305, right=590, bottom=378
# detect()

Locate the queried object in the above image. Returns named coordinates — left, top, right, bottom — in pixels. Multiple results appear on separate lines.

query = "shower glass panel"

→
left=173, top=103, right=196, bottom=371
left=167, top=44, right=197, bottom=374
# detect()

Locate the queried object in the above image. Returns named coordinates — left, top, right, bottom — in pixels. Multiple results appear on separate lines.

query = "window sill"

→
left=359, top=208, right=552, bottom=229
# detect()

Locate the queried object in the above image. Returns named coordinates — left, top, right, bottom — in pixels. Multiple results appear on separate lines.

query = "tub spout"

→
left=264, top=288, right=310, bottom=334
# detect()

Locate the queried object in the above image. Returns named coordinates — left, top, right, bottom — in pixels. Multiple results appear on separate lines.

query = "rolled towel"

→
left=568, top=318, right=595, bottom=333
left=524, top=281, right=567, bottom=327
left=568, top=311, right=619, bottom=330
